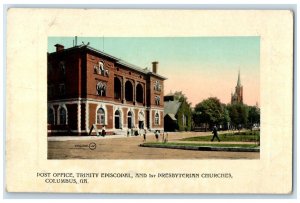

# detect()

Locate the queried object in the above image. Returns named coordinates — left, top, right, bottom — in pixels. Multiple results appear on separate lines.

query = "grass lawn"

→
left=143, top=142, right=258, bottom=148
left=181, top=130, right=260, bottom=142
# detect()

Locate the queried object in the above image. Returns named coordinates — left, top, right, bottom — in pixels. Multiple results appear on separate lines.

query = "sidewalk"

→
left=48, top=131, right=260, bottom=159
left=47, top=131, right=212, bottom=141
left=48, top=134, right=130, bottom=141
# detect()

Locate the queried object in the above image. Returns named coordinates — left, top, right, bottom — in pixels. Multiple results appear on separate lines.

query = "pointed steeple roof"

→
left=237, top=70, right=241, bottom=87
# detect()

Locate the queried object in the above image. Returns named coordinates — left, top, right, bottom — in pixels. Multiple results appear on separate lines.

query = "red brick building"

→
left=47, top=43, right=166, bottom=135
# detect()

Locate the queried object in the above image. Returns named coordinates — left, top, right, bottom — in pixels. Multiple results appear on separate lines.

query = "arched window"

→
left=96, top=108, right=105, bottom=125
left=136, top=83, right=143, bottom=103
left=114, top=77, right=122, bottom=100
left=127, top=111, right=133, bottom=129
left=48, top=108, right=55, bottom=125
left=154, top=112, right=160, bottom=125
left=154, top=80, right=162, bottom=91
left=114, top=110, right=121, bottom=129
left=94, top=61, right=103, bottom=74
left=125, top=81, right=133, bottom=101
left=96, top=81, right=106, bottom=96
left=59, top=107, right=67, bottom=125
left=94, top=61, right=109, bottom=76
left=155, top=96, right=160, bottom=105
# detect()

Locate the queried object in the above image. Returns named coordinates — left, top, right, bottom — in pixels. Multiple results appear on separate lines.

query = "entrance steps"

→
left=114, top=129, right=128, bottom=136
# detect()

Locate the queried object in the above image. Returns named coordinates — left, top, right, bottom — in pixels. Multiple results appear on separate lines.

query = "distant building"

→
left=163, top=93, right=192, bottom=132
left=47, top=43, right=166, bottom=136
left=231, top=71, right=243, bottom=104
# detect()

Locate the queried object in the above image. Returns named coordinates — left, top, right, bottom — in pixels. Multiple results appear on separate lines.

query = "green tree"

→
left=228, top=105, right=239, bottom=128
left=194, top=97, right=223, bottom=129
left=227, top=103, right=249, bottom=129
left=221, top=105, right=231, bottom=129
left=173, top=91, right=189, bottom=103
left=248, top=105, right=260, bottom=128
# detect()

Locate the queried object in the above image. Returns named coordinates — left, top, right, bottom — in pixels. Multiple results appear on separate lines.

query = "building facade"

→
left=231, top=71, right=243, bottom=104
left=47, top=44, right=166, bottom=135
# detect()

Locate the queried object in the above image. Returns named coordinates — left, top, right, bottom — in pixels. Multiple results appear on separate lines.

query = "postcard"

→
left=6, top=9, right=293, bottom=193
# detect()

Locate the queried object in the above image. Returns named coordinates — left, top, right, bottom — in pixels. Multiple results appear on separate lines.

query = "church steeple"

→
left=237, top=70, right=241, bottom=87
left=231, top=70, right=243, bottom=104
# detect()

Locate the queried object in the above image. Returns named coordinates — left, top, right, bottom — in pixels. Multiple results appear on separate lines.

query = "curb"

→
left=140, top=144, right=260, bottom=152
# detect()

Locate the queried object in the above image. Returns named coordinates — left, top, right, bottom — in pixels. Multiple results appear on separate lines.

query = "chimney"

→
left=54, top=44, right=64, bottom=52
left=152, top=61, right=158, bottom=73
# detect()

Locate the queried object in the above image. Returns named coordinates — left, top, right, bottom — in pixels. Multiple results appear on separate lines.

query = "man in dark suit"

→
left=211, top=125, right=220, bottom=142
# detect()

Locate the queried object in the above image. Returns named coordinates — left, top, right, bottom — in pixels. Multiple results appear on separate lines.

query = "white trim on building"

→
left=85, top=101, right=89, bottom=131
left=77, top=102, right=81, bottom=133
left=48, top=98, right=162, bottom=134
left=49, top=97, right=164, bottom=110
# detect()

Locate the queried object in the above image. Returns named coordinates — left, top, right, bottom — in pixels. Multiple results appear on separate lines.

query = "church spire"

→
left=231, top=70, right=243, bottom=104
left=237, top=70, right=241, bottom=87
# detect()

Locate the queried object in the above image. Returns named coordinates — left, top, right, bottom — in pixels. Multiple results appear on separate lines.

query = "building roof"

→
left=116, top=60, right=150, bottom=74
left=164, top=92, right=174, bottom=97
left=164, top=100, right=182, bottom=118
left=165, top=113, right=177, bottom=121
left=49, top=44, right=167, bottom=80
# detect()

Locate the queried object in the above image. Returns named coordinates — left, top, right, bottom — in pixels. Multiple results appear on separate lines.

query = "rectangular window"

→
left=59, top=84, right=66, bottom=96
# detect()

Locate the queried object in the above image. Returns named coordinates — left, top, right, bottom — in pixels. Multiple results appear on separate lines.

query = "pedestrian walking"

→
left=211, top=125, right=220, bottom=142
left=127, top=129, right=130, bottom=137
left=161, top=132, right=165, bottom=142
left=165, top=132, right=168, bottom=143
left=101, top=128, right=106, bottom=137
left=155, top=130, right=159, bottom=142
left=143, top=129, right=147, bottom=142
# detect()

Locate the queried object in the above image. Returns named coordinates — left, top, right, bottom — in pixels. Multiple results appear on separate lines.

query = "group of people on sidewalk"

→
left=96, top=124, right=221, bottom=143
left=142, top=125, right=220, bottom=143
left=154, top=130, right=168, bottom=143
left=141, top=129, right=168, bottom=143
left=125, top=127, right=168, bottom=143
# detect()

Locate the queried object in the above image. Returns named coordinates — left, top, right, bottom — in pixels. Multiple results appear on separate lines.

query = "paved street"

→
left=47, top=131, right=259, bottom=159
